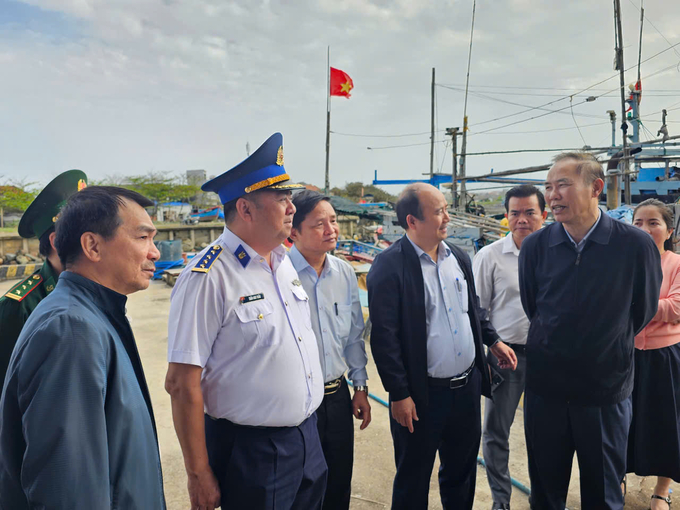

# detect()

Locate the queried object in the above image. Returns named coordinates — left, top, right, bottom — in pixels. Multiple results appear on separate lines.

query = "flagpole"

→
left=325, top=46, right=331, bottom=194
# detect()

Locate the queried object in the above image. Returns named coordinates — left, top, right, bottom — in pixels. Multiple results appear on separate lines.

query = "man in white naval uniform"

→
left=165, top=133, right=327, bottom=510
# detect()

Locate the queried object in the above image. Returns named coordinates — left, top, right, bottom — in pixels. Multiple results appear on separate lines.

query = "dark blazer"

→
left=367, top=235, right=499, bottom=408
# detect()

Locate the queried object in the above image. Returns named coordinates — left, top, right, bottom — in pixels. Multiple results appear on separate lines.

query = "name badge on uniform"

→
left=240, top=293, right=265, bottom=304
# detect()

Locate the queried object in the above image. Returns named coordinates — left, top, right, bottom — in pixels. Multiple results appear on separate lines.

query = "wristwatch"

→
left=354, top=385, right=368, bottom=393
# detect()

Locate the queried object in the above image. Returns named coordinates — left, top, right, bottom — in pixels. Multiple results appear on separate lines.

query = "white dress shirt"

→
left=167, top=227, right=324, bottom=427
left=406, top=235, right=476, bottom=378
left=288, top=246, right=368, bottom=386
left=472, top=233, right=528, bottom=346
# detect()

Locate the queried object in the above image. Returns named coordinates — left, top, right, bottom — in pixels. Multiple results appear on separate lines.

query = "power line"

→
left=626, top=0, right=680, bottom=63
left=469, top=40, right=680, bottom=131
left=474, top=121, right=610, bottom=135
left=437, top=83, right=680, bottom=93
left=331, top=130, right=437, bottom=138
left=570, top=96, right=588, bottom=146
left=367, top=140, right=447, bottom=150
left=437, top=84, right=603, bottom=119
left=438, top=85, right=680, bottom=98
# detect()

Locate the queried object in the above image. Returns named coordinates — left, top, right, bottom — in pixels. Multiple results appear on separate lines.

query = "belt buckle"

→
left=448, top=374, right=467, bottom=389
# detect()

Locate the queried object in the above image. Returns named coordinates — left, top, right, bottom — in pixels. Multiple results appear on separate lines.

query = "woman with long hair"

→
left=628, top=198, right=680, bottom=509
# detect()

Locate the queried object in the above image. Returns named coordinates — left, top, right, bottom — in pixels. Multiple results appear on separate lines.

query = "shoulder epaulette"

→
left=191, top=245, right=224, bottom=273
left=3, top=273, right=42, bottom=302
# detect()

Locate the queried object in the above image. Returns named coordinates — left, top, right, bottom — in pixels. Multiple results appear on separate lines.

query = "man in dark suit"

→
left=368, top=183, right=517, bottom=510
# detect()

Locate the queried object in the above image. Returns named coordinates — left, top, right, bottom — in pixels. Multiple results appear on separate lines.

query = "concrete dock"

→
left=1, top=278, right=676, bottom=509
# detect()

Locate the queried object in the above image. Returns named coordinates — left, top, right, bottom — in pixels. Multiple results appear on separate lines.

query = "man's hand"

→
left=188, top=468, right=221, bottom=510
left=391, top=396, right=419, bottom=433
left=489, top=341, right=518, bottom=371
left=352, top=390, right=372, bottom=430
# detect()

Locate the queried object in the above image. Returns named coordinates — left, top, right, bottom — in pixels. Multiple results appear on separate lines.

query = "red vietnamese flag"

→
left=330, top=67, right=354, bottom=98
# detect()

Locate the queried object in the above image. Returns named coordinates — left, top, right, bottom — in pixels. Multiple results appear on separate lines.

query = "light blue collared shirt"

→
left=288, top=245, right=368, bottom=386
left=406, top=235, right=476, bottom=378
left=563, top=209, right=602, bottom=253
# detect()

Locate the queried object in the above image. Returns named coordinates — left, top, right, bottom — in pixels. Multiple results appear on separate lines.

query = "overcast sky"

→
left=1, top=0, right=679, bottom=196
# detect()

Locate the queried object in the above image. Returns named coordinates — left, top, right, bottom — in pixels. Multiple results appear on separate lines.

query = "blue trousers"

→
left=205, top=414, right=328, bottom=510
left=390, top=368, right=482, bottom=510
left=524, top=390, right=632, bottom=510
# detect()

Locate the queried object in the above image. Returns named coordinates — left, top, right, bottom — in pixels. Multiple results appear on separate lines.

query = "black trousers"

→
left=524, top=389, right=632, bottom=510
left=316, top=378, right=354, bottom=510
left=205, top=414, right=328, bottom=510
left=390, top=368, right=482, bottom=510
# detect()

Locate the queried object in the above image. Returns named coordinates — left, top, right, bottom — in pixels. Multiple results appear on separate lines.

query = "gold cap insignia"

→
left=78, top=179, right=88, bottom=191
left=276, top=146, right=284, bottom=166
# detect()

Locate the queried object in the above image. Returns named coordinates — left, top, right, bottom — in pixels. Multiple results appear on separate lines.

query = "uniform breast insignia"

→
left=233, top=244, right=251, bottom=269
left=191, top=245, right=224, bottom=273
left=292, top=279, right=301, bottom=286
left=239, top=293, right=265, bottom=304
left=4, top=274, right=43, bottom=302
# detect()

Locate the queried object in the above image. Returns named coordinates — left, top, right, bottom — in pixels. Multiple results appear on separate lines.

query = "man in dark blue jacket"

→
left=0, top=186, right=165, bottom=509
left=519, top=152, right=662, bottom=510
left=368, top=183, right=517, bottom=510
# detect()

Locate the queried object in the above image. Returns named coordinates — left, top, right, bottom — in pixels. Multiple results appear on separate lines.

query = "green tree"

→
left=0, top=180, right=37, bottom=228
left=330, top=182, right=397, bottom=203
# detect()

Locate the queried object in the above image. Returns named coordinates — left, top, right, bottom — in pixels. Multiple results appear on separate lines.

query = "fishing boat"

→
left=188, top=206, right=223, bottom=223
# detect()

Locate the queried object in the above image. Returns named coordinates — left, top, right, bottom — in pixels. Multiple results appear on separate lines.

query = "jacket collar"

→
left=59, top=271, right=128, bottom=314
left=548, top=209, right=612, bottom=248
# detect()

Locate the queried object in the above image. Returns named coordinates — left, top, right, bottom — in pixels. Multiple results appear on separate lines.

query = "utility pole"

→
left=614, top=0, right=631, bottom=205
left=446, top=127, right=460, bottom=208
left=459, top=0, right=476, bottom=212
left=606, top=110, right=621, bottom=210
left=459, top=117, right=468, bottom=211
left=430, top=68, right=435, bottom=178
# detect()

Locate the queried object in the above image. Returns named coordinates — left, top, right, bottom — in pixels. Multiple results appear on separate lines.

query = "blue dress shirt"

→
left=406, top=235, right=476, bottom=378
left=289, top=245, right=368, bottom=386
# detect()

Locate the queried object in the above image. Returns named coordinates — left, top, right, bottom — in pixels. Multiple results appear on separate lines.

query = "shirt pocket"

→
left=235, top=300, right=276, bottom=348
left=457, top=278, right=469, bottom=314
left=291, top=286, right=313, bottom=330
left=334, top=303, right=353, bottom=340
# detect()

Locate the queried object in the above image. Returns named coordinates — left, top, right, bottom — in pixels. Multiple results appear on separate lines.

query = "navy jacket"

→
left=0, top=272, right=165, bottom=510
left=518, top=213, right=662, bottom=406
left=367, top=236, right=499, bottom=408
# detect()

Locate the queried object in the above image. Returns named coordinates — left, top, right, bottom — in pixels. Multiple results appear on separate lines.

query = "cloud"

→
left=1, top=0, right=679, bottom=191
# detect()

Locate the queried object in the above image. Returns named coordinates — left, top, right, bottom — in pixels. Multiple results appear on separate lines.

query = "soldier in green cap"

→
left=0, top=169, right=87, bottom=388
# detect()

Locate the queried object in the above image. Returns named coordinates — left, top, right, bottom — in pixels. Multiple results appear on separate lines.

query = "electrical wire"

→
left=437, top=84, right=603, bottom=120
left=570, top=96, right=588, bottom=146
left=626, top=0, right=680, bottom=64
left=330, top=130, right=437, bottom=138
left=475, top=121, right=610, bottom=135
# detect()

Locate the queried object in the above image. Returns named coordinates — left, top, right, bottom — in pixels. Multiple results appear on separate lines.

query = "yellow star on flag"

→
left=341, top=80, right=353, bottom=93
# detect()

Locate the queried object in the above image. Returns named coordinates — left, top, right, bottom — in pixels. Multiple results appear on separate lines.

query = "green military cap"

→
left=18, top=170, right=88, bottom=239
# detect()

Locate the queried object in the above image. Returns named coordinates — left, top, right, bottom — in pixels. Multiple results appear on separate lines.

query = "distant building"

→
left=186, top=169, right=207, bottom=187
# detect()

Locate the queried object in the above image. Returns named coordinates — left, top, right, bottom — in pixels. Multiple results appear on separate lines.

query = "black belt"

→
left=324, top=377, right=344, bottom=396
left=508, top=343, right=526, bottom=353
left=428, top=362, right=475, bottom=390
left=206, top=414, right=306, bottom=431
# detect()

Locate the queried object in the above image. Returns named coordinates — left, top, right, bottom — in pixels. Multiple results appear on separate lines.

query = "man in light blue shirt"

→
left=289, top=190, right=371, bottom=510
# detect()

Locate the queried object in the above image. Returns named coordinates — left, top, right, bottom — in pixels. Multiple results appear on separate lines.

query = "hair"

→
left=396, top=185, right=424, bottom=230
left=292, top=190, right=331, bottom=230
left=504, top=184, right=546, bottom=213
left=38, top=226, right=55, bottom=258
left=222, top=189, right=275, bottom=225
left=223, top=198, right=238, bottom=225
left=55, top=186, right=154, bottom=268
left=633, top=198, right=675, bottom=251
left=552, top=152, right=605, bottom=186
